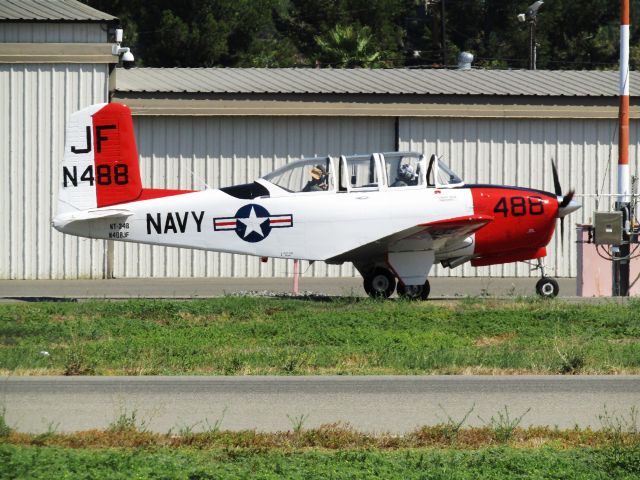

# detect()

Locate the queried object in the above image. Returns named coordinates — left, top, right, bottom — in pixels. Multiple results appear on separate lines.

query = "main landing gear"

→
left=363, top=267, right=430, bottom=300
left=533, top=258, right=559, bottom=298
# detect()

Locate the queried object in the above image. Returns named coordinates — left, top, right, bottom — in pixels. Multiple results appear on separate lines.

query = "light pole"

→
left=614, top=0, right=631, bottom=296
left=518, top=1, right=544, bottom=70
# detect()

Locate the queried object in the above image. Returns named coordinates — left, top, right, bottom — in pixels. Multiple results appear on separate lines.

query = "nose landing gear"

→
left=533, top=258, right=559, bottom=298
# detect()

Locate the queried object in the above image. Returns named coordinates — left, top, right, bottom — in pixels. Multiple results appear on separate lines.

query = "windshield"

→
left=438, top=161, right=463, bottom=186
left=341, top=154, right=379, bottom=190
left=262, top=157, right=334, bottom=192
left=426, top=154, right=464, bottom=187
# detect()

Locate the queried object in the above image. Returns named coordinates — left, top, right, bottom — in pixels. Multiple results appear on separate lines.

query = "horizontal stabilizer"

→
left=53, top=208, right=132, bottom=230
left=66, top=208, right=133, bottom=221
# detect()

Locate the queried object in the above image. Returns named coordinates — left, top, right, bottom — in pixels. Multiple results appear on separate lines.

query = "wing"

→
left=326, top=214, right=493, bottom=264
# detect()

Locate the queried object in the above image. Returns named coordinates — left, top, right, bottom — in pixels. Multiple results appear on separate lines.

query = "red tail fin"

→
left=92, top=103, right=143, bottom=207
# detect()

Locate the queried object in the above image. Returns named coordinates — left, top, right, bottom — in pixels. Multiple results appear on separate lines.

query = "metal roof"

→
left=116, top=68, right=637, bottom=97
left=0, top=0, right=116, bottom=22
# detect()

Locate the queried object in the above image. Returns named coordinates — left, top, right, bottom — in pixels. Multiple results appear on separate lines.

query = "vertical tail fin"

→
left=58, top=103, right=143, bottom=214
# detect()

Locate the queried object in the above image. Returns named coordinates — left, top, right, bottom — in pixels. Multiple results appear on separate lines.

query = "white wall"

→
left=0, top=23, right=106, bottom=42
left=0, top=63, right=109, bottom=279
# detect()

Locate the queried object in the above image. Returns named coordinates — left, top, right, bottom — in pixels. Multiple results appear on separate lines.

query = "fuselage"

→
left=54, top=181, right=559, bottom=267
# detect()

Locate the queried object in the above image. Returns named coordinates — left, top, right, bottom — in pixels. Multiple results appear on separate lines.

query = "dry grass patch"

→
left=474, top=332, right=517, bottom=347
left=4, top=424, right=639, bottom=451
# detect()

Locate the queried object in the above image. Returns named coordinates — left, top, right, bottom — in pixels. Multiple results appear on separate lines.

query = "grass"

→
left=2, top=407, right=639, bottom=479
left=1, top=442, right=639, bottom=479
left=0, top=297, right=639, bottom=375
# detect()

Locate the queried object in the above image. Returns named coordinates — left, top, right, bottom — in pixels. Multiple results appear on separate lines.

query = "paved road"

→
left=0, top=277, right=577, bottom=301
left=2, top=376, right=638, bottom=434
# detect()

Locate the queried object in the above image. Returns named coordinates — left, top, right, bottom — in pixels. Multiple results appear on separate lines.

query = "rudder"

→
left=58, top=103, right=143, bottom=214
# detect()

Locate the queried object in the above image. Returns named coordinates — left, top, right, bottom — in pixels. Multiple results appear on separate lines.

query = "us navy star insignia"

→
left=213, top=204, right=294, bottom=243
left=237, top=206, right=268, bottom=239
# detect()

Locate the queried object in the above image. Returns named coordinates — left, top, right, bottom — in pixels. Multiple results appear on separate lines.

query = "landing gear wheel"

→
left=364, top=268, right=396, bottom=298
left=397, top=280, right=431, bottom=300
left=536, top=277, right=559, bottom=298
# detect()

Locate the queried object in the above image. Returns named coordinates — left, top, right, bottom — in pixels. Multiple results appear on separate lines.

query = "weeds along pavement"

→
left=1, top=406, right=640, bottom=479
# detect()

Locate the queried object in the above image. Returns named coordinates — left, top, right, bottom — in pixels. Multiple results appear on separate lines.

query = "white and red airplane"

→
left=53, top=103, right=580, bottom=299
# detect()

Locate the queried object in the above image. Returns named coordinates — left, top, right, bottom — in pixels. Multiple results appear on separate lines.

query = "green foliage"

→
left=599, top=406, right=639, bottom=443
left=315, top=24, right=385, bottom=67
left=479, top=406, right=531, bottom=443
left=436, top=404, right=475, bottom=444
left=0, top=407, right=12, bottom=439
left=287, top=413, right=309, bottom=433
left=2, top=443, right=640, bottom=479
left=82, top=0, right=640, bottom=69
left=108, top=410, right=147, bottom=433
left=84, top=0, right=299, bottom=67
left=1, top=298, right=640, bottom=375
left=62, top=334, right=96, bottom=376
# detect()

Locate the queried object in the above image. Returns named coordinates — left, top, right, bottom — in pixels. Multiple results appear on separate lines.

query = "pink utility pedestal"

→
left=576, top=225, right=640, bottom=296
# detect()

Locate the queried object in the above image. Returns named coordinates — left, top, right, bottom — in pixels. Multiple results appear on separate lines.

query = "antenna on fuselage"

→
left=181, top=164, right=211, bottom=190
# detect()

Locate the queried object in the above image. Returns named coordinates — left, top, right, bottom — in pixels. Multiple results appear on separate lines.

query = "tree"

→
left=81, top=0, right=640, bottom=70
left=281, top=0, right=413, bottom=66
left=82, top=0, right=299, bottom=67
left=315, top=24, right=385, bottom=67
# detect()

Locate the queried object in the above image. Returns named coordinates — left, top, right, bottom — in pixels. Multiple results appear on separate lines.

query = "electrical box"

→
left=594, top=211, right=623, bottom=245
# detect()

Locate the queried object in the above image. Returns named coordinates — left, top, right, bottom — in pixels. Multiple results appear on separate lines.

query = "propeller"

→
left=551, top=159, right=577, bottom=247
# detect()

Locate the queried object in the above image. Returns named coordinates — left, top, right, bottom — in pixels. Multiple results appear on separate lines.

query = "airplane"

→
left=53, top=102, right=580, bottom=299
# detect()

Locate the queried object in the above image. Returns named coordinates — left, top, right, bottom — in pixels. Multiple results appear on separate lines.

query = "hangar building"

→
left=2, top=0, right=639, bottom=280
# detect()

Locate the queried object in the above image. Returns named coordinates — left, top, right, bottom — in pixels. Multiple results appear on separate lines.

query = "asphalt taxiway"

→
left=0, top=277, right=577, bottom=301
left=2, top=376, right=638, bottom=434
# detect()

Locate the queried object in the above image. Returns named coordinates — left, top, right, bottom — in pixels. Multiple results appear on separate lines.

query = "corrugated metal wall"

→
left=4, top=65, right=636, bottom=279
left=399, top=117, right=639, bottom=277
left=0, top=23, right=106, bottom=42
left=113, top=116, right=395, bottom=278
left=0, top=63, right=109, bottom=279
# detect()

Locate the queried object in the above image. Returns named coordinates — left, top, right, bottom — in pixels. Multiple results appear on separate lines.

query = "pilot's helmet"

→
left=398, top=163, right=415, bottom=181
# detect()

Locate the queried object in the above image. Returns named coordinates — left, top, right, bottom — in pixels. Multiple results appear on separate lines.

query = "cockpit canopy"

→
left=262, top=157, right=335, bottom=193
left=260, top=152, right=463, bottom=193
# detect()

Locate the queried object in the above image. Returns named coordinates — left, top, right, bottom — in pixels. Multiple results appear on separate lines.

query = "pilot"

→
left=391, top=163, right=418, bottom=187
left=303, top=164, right=329, bottom=191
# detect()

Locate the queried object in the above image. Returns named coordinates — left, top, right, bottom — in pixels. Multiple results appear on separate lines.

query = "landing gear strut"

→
left=363, top=268, right=396, bottom=298
left=533, top=258, right=559, bottom=298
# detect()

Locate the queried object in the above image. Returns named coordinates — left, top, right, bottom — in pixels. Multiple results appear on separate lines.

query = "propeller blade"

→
left=551, top=158, right=562, bottom=197
left=559, top=190, right=575, bottom=209
left=560, top=217, right=565, bottom=249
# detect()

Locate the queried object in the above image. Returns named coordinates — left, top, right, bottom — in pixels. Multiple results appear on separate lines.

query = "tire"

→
left=536, top=277, right=559, bottom=298
left=364, top=268, right=396, bottom=298
left=397, top=279, right=431, bottom=300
